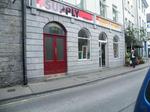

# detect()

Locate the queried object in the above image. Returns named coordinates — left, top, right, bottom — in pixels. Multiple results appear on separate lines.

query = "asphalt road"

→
left=0, top=68, right=148, bottom=112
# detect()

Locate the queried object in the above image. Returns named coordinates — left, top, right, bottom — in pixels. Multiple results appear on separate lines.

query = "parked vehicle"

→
left=134, top=68, right=150, bottom=112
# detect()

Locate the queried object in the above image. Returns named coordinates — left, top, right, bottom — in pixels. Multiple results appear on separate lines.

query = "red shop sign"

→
left=36, top=0, right=93, bottom=22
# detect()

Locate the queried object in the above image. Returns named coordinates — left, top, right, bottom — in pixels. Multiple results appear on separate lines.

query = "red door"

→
left=44, top=33, right=67, bottom=75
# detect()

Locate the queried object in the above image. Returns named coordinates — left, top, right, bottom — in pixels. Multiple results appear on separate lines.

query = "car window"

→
left=145, top=80, right=150, bottom=103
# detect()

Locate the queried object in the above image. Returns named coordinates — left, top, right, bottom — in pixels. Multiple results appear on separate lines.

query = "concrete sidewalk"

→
left=0, top=62, right=149, bottom=103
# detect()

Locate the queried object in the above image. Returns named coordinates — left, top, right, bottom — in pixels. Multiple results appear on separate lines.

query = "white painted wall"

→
left=137, top=0, right=147, bottom=28
left=123, top=0, right=136, bottom=27
left=83, top=0, right=123, bottom=24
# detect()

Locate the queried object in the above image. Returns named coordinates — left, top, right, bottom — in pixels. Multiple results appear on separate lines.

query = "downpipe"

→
left=22, top=0, right=28, bottom=85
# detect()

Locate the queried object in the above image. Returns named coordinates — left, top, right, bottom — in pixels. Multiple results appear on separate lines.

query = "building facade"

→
left=123, top=0, right=148, bottom=57
left=123, top=0, right=148, bottom=32
left=26, top=0, right=125, bottom=80
left=123, top=0, right=137, bottom=28
left=0, top=0, right=23, bottom=87
left=146, top=13, right=150, bottom=57
left=136, top=0, right=148, bottom=57
left=0, top=0, right=125, bottom=87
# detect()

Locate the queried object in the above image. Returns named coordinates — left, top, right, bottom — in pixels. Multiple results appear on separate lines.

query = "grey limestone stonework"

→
left=26, top=6, right=125, bottom=79
left=0, top=0, right=125, bottom=87
left=0, top=0, right=23, bottom=87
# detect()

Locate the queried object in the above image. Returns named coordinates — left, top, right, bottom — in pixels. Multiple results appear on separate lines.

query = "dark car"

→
left=134, top=68, right=150, bottom=112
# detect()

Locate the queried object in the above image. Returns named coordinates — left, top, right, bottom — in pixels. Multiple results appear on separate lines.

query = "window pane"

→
left=78, top=28, right=90, bottom=59
left=76, top=0, right=84, bottom=9
left=78, top=39, right=90, bottom=59
left=78, top=29, right=89, bottom=38
left=100, top=0, right=106, bottom=18
left=45, top=37, right=53, bottom=60
left=99, top=32, right=107, bottom=40
left=112, top=8, right=117, bottom=22
left=113, top=36, right=118, bottom=42
left=49, top=27, right=64, bottom=35
left=56, top=38, right=64, bottom=60
left=146, top=81, right=150, bottom=103
left=113, top=43, right=118, bottom=58
left=44, top=23, right=65, bottom=35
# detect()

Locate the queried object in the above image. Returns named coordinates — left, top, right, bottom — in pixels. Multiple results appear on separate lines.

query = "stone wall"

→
left=0, top=0, right=22, bottom=87
left=26, top=7, right=125, bottom=79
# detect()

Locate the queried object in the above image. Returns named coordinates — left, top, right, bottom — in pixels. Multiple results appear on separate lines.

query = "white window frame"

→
left=78, top=29, right=91, bottom=60
left=112, top=5, right=118, bottom=22
left=99, top=0, right=107, bottom=18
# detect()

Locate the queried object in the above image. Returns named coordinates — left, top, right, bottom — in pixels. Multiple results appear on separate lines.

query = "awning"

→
left=133, top=40, right=143, bottom=48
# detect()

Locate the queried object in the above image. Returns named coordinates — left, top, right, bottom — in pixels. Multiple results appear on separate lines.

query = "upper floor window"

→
left=127, top=1, right=130, bottom=9
left=100, top=0, right=107, bottom=18
left=113, top=36, right=119, bottom=58
left=142, top=3, right=144, bottom=12
left=76, top=0, right=85, bottom=9
left=99, top=32, right=107, bottom=41
left=142, top=20, right=144, bottom=27
left=78, top=28, right=90, bottom=59
left=112, top=5, right=118, bottom=22
left=139, top=17, right=141, bottom=27
left=125, top=18, right=128, bottom=28
left=139, top=0, right=141, bottom=9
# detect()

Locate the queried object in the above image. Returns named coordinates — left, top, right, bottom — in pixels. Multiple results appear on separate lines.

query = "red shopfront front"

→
left=36, top=0, right=94, bottom=75
left=43, top=22, right=67, bottom=75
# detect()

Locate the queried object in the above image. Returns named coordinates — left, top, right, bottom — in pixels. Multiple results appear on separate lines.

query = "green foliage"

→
left=140, top=27, right=147, bottom=41
left=125, top=26, right=137, bottom=47
left=125, top=52, right=131, bottom=66
left=136, top=56, right=145, bottom=64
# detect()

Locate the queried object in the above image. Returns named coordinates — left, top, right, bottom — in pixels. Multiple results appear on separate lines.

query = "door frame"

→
left=99, top=40, right=107, bottom=68
left=43, top=33, right=67, bottom=75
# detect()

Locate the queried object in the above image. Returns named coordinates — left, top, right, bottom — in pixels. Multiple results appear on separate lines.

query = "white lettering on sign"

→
left=38, top=0, right=79, bottom=18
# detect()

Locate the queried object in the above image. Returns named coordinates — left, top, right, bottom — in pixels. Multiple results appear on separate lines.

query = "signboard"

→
left=110, top=22, right=122, bottom=31
left=96, top=16, right=122, bottom=31
left=96, top=16, right=110, bottom=28
left=36, top=0, right=122, bottom=31
left=36, top=0, right=93, bottom=22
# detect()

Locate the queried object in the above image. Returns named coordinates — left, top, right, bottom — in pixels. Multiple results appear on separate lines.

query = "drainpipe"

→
left=22, top=0, right=28, bottom=85
left=122, top=0, right=126, bottom=64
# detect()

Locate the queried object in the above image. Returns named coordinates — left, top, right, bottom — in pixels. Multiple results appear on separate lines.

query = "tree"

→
left=125, top=26, right=137, bottom=49
left=140, top=27, right=147, bottom=41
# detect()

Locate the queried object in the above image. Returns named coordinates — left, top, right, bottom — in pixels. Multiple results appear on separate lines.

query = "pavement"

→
left=0, top=61, right=150, bottom=104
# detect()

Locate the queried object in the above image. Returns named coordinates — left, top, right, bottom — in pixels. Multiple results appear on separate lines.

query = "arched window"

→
left=99, top=32, right=107, bottom=41
left=78, top=28, right=90, bottom=59
left=43, top=22, right=65, bottom=35
left=113, top=35, right=119, bottom=58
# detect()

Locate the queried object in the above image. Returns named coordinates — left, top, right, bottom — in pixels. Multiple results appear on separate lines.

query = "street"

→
left=0, top=68, right=148, bottom=112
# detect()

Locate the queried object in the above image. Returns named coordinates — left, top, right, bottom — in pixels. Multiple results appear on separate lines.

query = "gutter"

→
left=22, top=0, right=28, bottom=85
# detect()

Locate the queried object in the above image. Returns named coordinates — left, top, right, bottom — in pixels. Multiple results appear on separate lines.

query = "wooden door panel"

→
left=44, top=34, right=67, bottom=75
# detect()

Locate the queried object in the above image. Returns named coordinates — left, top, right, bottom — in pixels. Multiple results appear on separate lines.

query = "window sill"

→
left=78, top=59, right=92, bottom=61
